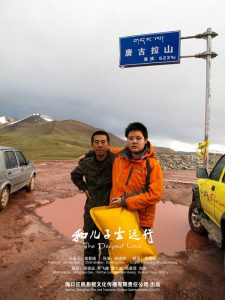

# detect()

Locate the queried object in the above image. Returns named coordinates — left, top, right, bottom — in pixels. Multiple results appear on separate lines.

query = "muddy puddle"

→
left=36, top=193, right=86, bottom=239
left=36, top=194, right=210, bottom=255
left=153, top=201, right=209, bottom=254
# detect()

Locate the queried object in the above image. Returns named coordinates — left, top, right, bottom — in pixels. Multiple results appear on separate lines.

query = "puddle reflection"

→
left=36, top=195, right=210, bottom=255
left=153, top=201, right=189, bottom=255
left=36, top=193, right=86, bottom=239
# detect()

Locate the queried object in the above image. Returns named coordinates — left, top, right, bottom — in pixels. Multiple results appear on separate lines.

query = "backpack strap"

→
left=145, top=158, right=151, bottom=189
left=122, top=158, right=152, bottom=200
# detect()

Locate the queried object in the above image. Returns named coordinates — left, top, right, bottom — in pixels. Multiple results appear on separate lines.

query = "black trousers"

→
left=123, top=226, right=150, bottom=298
left=123, top=261, right=143, bottom=297
left=83, top=225, right=114, bottom=295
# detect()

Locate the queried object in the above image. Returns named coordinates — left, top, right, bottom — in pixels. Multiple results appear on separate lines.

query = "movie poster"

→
left=0, top=1, right=225, bottom=300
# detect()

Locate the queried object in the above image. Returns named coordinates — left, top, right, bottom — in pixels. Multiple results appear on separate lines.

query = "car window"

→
left=210, top=156, right=225, bottom=181
left=4, top=151, right=18, bottom=169
left=4, top=153, right=11, bottom=169
left=222, top=173, right=225, bottom=184
left=16, top=151, right=27, bottom=166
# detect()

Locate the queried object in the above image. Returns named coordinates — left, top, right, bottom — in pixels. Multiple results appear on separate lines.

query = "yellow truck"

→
left=189, top=155, right=225, bottom=247
left=188, top=155, right=225, bottom=273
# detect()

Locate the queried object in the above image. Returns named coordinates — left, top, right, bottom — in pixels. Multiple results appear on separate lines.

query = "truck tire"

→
left=224, top=252, right=225, bottom=276
left=188, top=201, right=207, bottom=235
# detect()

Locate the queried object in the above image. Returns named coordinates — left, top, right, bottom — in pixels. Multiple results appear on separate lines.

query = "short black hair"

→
left=125, top=122, right=148, bottom=139
left=91, top=130, right=110, bottom=144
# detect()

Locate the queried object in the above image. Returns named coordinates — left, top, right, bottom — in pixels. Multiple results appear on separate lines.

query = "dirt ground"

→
left=0, top=161, right=224, bottom=300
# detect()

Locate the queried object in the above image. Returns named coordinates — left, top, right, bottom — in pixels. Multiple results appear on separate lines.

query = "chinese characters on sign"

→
left=71, top=228, right=154, bottom=243
left=119, top=31, right=180, bottom=67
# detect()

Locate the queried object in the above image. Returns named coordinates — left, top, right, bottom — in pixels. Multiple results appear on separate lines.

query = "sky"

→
left=0, top=0, right=224, bottom=152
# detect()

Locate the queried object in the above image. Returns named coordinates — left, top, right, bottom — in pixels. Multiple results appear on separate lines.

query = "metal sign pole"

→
left=204, top=28, right=213, bottom=170
left=120, top=29, right=218, bottom=169
left=181, top=28, right=218, bottom=170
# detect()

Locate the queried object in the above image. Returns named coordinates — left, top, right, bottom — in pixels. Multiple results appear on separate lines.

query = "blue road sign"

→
left=119, top=30, right=181, bottom=67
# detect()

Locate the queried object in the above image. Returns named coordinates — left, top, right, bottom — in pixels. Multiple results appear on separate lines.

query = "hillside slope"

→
left=0, top=119, right=126, bottom=160
left=0, top=118, right=176, bottom=160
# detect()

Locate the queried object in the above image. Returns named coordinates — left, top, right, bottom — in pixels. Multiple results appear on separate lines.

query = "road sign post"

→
left=181, top=28, right=218, bottom=170
left=204, top=28, right=215, bottom=169
left=119, top=28, right=218, bottom=170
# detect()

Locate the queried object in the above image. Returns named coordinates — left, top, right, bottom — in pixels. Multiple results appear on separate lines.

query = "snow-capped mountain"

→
left=0, top=116, right=18, bottom=124
left=0, top=114, right=55, bottom=129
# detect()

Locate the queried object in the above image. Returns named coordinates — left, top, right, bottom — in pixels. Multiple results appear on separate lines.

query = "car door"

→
left=4, top=151, right=21, bottom=193
left=201, top=156, right=225, bottom=224
left=213, top=165, right=225, bottom=227
left=200, top=178, right=216, bottom=220
left=15, top=151, right=31, bottom=187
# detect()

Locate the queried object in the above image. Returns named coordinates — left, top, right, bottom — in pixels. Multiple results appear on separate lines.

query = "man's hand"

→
left=85, top=190, right=91, bottom=199
left=77, top=154, right=86, bottom=162
left=110, top=197, right=122, bottom=207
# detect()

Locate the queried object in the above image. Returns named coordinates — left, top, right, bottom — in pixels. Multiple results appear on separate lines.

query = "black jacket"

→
left=71, top=151, right=114, bottom=231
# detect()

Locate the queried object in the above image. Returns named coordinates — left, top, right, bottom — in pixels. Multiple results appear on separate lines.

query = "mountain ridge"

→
left=0, top=114, right=175, bottom=159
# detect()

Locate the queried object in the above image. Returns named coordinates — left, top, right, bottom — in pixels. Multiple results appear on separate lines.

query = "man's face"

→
left=92, top=134, right=110, bottom=157
left=127, top=130, right=147, bottom=153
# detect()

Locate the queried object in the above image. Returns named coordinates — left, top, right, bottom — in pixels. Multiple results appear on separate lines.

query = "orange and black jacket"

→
left=110, top=142, right=163, bottom=228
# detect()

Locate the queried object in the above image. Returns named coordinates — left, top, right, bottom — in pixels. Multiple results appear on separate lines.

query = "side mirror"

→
left=196, top=167, right=208, bottom=179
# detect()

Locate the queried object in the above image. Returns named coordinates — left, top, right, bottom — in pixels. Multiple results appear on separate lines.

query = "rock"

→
left=37, top=200, right=51, bottom=206
left=165, top=185, right=173, bottom=189
left=3, top=233, right=13, bottom=239
left=25, top=204, right=37, bottom=209
left=157, top=153, right=222, bottom=171
left=15, top=240, right=24, bottom=245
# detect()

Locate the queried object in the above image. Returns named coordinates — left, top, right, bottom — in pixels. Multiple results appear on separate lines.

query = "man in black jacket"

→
left=71, top=130, right=114, bottom=300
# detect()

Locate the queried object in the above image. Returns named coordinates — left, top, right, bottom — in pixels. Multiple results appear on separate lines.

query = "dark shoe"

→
left=124, top=292, right=134, bottom=300
left=74, top=274, right=92, bottom=283
left=89, top=293, right=107, bottom=300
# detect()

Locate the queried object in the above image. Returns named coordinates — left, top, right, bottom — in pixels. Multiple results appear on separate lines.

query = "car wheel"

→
left=0, top=186, right=10, bottom=210
left=26, top=175, right=35, bottom=192
left=188, top=201, right=207, bottom=234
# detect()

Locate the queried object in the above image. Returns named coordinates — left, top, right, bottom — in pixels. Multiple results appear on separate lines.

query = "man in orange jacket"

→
left=110, top=122, right=163, bottom=300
